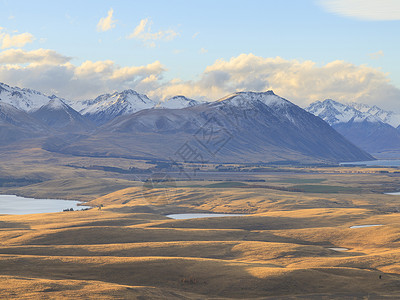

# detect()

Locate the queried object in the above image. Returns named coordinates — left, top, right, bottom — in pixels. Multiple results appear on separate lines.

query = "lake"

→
left=340, top=160, right=400, bottom=167
left=166, top=213, right=247, bottom=220
left=0, top=195, right=89, bottom=215
left=350, top=224, right=382, bottom=229
left=386, top=192, right=400, bottom=196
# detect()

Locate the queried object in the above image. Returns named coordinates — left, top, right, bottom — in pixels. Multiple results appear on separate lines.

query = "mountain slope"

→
left=333, top=120, right=400, bottom=153
left=31, top=97, right=94, bottom=132
left=51, top=91, right=373, bottom=164
left=350, top=102, right=400, bottom=128
left=68, top=90, right=157, bottom=125
left=306, top=99, right=400, bottom=156
left=306, top=99, right=376, bottom=125
left=0, top=102, right=49, bottom=145
left=0, top=82, right=56, bottom=112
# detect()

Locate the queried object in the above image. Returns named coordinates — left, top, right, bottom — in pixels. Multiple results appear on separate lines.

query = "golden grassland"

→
left=1, top=147, right=400, bottom=298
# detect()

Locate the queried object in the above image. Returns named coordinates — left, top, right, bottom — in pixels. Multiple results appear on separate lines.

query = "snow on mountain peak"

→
left=65, top=89, right=157, bottom=124
left=216, top=90, right=290, bottom=108
left=155, top=95, right=202, bottom=109
left=43, top=98, right=68, bottom=110
left=348, top=102, right=400, bottom=128
left=306, top=99, right=399, bottom=126
left=0, top=82, right=55, bottom=112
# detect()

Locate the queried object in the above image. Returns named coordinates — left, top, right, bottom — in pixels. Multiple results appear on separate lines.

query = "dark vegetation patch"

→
left=0, top=178, right=43, bottom=187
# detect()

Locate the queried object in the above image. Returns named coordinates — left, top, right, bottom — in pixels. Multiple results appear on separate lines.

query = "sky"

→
left=0, top=0, right=399, bottom=111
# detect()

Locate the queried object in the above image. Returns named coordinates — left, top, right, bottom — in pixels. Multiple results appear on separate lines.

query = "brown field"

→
left=1, top=147, right=400, bottom=298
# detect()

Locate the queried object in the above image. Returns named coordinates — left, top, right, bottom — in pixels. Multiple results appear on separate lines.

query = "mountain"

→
left=68, top=90, right=157, bottom=125
left=0, top=82, right=56, bottom=112
left=333, top=120, right=400, bottom=154
left=155, top=95, right=202, bottom=109
left=306, top=99, right=400, bottom=157
left=0, top=102, right=49, bottom=145
left=307, top=99, right=400, bottom=127
left=349, top=102, right=400, bottom=128
left=68, top=92, right=204, bottom=124
left=306, top=99, right=376, bottom=125
left=31, top=97, right=94, bottom=131
left=51, top=91, right=373, bottom=164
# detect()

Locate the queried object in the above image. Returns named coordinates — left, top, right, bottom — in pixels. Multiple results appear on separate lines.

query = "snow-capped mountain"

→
left=305, top=99, right=380, bottom=125
left=69, top=92, right=204, bottom=124
left=306, top=99, right=400, bottom=156
left=0, top=82, right=205, bottom=126
left=57, top=91, right=373, bottom=163
left=67, top=90, right=157, bottom=125
left=306, top=99, right=400, bottom=127
left=216, top=91, right=290, bottom=108
left=31, top=97, right=94, bottom=131
left=215, top=91, right=302, bottom=125
left=155, top=95, right=202, bottom=109
left=349, top=102, right=400, bottom=128
left=0, top=102, right=49, bottom=145
left=0, top=82, right=60, bottom=112
left=0, top=102, right=48, bottom=131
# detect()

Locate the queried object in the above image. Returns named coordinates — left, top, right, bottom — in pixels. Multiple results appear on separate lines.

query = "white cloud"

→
left=0, top=31, right=34, bottom=49
left=130, top=19, right=148, bottom=37
left=0, top=48, right=71, bottom=65
left=127, top=18, right=179, bottom=46
left=149, top=54, right=400, bottom=111
left=369, top=50, right=384, bottom=59
left=200, top=48, right=208, bottom=54
left=0, top=49, right=165, bottom=100
left=97, top=8, right=116, bottom=32
left=318, top=0, right=400, bottom=20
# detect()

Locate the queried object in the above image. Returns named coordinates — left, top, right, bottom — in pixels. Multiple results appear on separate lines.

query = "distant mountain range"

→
left=0, top=82, right=374, bottom=163
left=306, top=99, right=400, bottom=157
left=0, top=82, right=202, bottom=125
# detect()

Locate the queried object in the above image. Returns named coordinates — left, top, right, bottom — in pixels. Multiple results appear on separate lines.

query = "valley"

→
left=1, top=142, right=400, bottom=298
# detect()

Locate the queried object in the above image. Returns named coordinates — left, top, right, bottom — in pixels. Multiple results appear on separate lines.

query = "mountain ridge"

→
left=0, top=81, right=377, bottom=163
left=306, top=99, right=400, bottom=157
left=54, top=91, right=373, bottom=163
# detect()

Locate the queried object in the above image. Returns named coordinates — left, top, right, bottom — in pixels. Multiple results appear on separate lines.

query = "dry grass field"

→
left=1, top=147, right=400, bottom=299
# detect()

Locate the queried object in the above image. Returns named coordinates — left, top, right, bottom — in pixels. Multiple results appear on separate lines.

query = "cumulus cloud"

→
left=127, top=18, right=179, bottom=46
left=148, top=53, right=400, bottom=111
left=0, top=31, right=34, bottom=49
left=97, top=8, right=116, bottom=32
left=318, top=0, right=400, bottom=20
left=0, top=48, right=71, bottom=65
left=0, top=49, right=165, bottom=100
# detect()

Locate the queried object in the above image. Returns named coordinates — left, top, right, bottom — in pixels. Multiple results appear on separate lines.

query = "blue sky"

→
left=0, top=0, right=399, bottom=110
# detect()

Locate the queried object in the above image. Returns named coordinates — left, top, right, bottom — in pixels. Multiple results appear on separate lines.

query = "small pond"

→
left=166, top=213, right=247, bottom=220
left=328, top=247, right=349, bottom=251
left=350, top=224, right=383, bottom=229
